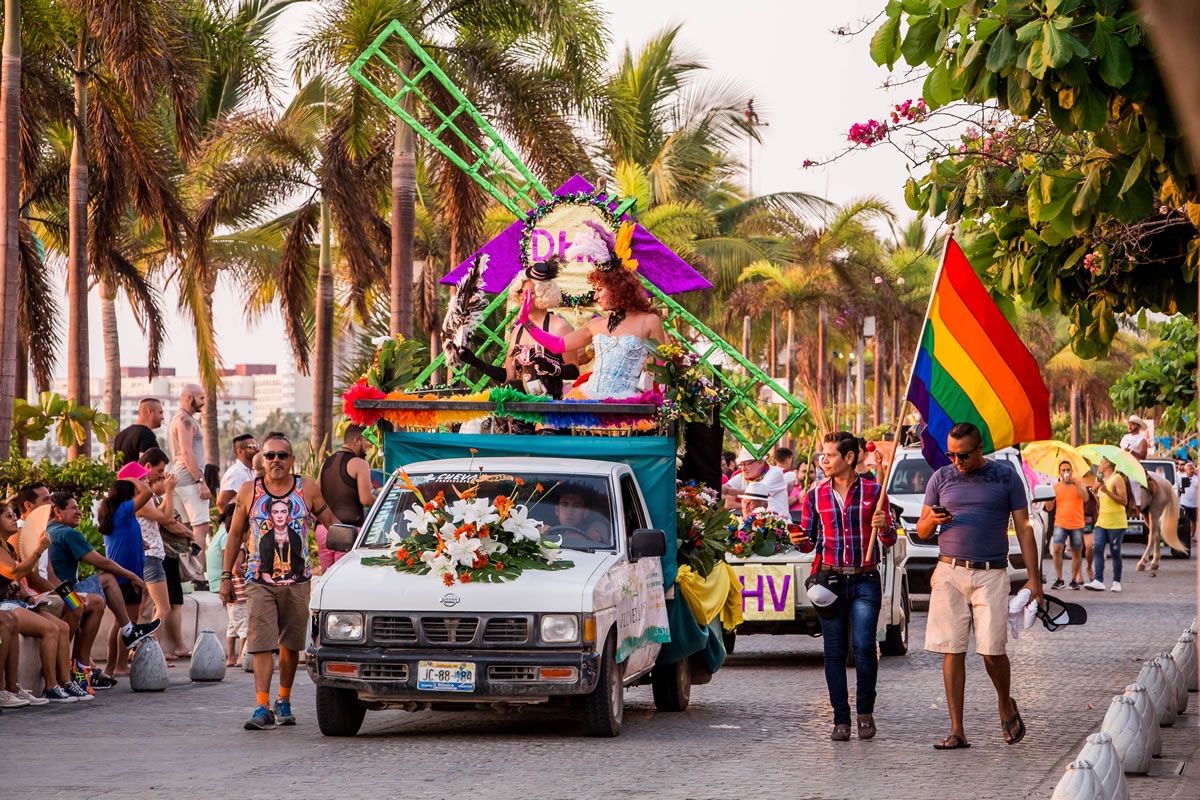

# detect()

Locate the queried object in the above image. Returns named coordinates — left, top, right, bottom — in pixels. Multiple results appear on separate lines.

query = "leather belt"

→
left=819, top=565, right=877, bottom=575
left=939, top=555, right=1007, bottom=570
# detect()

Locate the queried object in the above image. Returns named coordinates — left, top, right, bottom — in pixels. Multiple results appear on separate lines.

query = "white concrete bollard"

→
left=1102, top=695, right=1151, bottom=774
left=1050, top=759, right=1107, bottom=800
left=189, top=630, right=227, bottom=682
left=1138, top=659, right=1177, bottom=726
left=1157, top=652, right=1188, bottom=714
left=129, top=637, right=169, bottom=692
left=1124, top=683, right=1162, bottom=758
left=242, top=648, right=254, bottom=673
left=1174, top=632, right=1198, bottom=692
left=1078, top=732, right=1128, bottom=800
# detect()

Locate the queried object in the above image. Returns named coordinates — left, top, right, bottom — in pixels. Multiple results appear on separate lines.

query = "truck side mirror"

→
left=326, top=524, right=359, bottom=553
left=629, top=528, right=666, bottom=561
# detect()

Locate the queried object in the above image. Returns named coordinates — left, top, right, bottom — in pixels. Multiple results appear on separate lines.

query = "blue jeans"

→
left=1093, top=527, right=1126, bottom=582
left=816, top=571, right=882, bottom=725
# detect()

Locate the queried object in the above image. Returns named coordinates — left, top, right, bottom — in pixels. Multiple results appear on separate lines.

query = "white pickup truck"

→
left=309, top=457, right=690, bottom=738
left=723, top=533, right=911, bottom=657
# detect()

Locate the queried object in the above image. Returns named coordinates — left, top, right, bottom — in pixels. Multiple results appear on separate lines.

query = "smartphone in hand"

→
left=931, top=504, right=954, bottom=522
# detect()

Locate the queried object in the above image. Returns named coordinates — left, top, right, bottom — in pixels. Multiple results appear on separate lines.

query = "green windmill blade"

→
left=351, top=20, right=807, bottom=457
left=350, top=19, right=552, bottom=220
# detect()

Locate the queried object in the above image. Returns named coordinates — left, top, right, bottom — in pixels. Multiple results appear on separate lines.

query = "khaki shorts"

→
left=924, top=561, right=1009, bottom=656
left=172, top=482, right=211, bottom=527
left=245, top=581, right=310, bottom=654
left=226, top=601, right=249, bottom=639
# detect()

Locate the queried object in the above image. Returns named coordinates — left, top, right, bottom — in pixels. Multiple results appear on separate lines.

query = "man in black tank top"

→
left=318, top=425, right=375, bottom=527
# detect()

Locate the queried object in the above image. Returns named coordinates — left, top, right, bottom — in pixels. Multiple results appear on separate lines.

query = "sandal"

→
left=933, top=734, right=971, bottom=750
left=1002, top=698, right=1026, bottom=745
left=857, top=715, right=876, bottom=740
left=830, top=724, right=851, bottom=741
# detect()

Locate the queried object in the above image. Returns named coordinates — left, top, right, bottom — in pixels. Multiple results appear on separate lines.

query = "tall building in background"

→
left=49, top=362, right=310, bottom=429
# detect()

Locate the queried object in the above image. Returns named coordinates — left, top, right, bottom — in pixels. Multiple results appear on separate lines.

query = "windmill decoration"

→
left=349, top=21, right=805, bottom=457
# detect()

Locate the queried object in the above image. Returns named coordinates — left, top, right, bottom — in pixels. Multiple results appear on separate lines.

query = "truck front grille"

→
left=487, top=665, right=537, bottom=681
left=371, top=616, right=418, bottom=644
left=482, top=617, right=530, bottom=644
left=359, top=663, right=410, bottom=682
left=421, top=616, right=480, bottom=645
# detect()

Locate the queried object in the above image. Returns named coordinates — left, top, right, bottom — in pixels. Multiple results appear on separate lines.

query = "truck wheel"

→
left=581, top=637, right=623, bottom=737
left=880, top=582, right=910, bottom=656
left=651, top=658, right=691, bottom=712
left=722, top=630, right=736, bottom=654
left=315, top=686, right=366, bottom=737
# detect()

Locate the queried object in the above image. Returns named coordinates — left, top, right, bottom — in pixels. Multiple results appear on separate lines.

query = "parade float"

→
left=306, top=20, right=807, bottom=737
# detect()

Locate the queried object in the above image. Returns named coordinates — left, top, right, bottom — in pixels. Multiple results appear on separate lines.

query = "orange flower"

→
left=396, top=547, right=410, bottom=561
left=733, top=543, right=745, bottom=555
left=442, top=572, right=455, bottom=586
left=455, top=523, right=476, bottom=540
left=493, top=561, right=505, bottom=571
left=473, top=553, right=489, bottom=569
left=405, top=558, right=416, bottom=567
left=494, top=495, right=513, bottom=516
left=535, top=483, right=544, bottom=493
left=459, top=572, right=473, bottom=584
left=514, top=477, right=526, bottom=486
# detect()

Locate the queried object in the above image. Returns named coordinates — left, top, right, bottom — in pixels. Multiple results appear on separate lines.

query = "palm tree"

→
left=44, top=0, right=201, bottom=457
left=0, top=0, right=22, bottom=457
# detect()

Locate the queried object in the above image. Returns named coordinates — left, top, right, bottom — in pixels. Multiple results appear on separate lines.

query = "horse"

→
left=1135, top=471, right=1185, bottom=576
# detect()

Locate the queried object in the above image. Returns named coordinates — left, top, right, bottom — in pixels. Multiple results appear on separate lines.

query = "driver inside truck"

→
left=545, top=490, right=609, bottom=546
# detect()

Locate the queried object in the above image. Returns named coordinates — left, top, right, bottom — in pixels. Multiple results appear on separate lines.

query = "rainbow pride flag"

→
left=906, top=237, right=1051, bottom=467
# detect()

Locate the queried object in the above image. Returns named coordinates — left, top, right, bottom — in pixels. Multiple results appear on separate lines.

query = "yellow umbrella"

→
left=1078, top=443, right=1148, bottom=487
left=1022, top=440, right=1091, bottom=481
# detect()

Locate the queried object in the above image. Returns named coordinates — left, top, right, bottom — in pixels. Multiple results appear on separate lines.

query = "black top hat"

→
left=524, top=257, right=560, bottom=282
left=1035, top=594, right=1088, bottom=631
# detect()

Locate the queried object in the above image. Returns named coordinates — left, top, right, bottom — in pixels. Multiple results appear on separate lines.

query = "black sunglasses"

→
left=262, top=450, right=293, bottom=461
left=944, top=445, right=980, bottom=462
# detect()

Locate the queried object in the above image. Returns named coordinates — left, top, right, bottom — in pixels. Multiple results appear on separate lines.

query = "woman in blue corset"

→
left=516, top=221, right=665, bottom=399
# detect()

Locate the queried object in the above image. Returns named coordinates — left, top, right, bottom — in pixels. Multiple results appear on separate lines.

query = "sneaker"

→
left=0, top=690, right=30, bottom=708
left=1069, top=580, right=1081, bottom=590
left=1110, top=581, right=1122, bottom=593
left=1051, top=578, right=1065, bottom=589
left=1083, top=579, right=1105, bottom=591
left=63, top=681, right=94, bottom=701
left=89, top=670, right=118, bottom=690
left=15, top=687, right=49, bottom=706
left=273, top=699, right=296, bottom=726
left=244, top=704, right=276, bottom=730
left=121, top=619, right=162, bottom=649
left=43, top=686, right=78, bottom=704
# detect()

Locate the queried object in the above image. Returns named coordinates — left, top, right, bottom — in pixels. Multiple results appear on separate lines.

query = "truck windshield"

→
left=888, top=458, right=934, bottom=496
left=362, top=471, right=616, bottom=551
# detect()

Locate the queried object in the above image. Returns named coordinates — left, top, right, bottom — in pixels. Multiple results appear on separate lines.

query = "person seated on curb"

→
left=0, top=608, right=31, bottom=707
left=45, top=491, right=160, bottom=662
left=14, top=483, right=112, bottom=690
left=98, top=472, right=155, bottom=676
left=0, top=502, right=87, bottom=703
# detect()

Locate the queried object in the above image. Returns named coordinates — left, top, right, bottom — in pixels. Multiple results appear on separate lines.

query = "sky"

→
left=86, top=0, right=917, bottom=378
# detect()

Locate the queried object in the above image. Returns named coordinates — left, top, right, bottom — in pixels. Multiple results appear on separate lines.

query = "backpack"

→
left=1083, top=487, right=1099, bottom=525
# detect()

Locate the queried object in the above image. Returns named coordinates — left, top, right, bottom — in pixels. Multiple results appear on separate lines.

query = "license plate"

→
left=416, top=660, right=475, bottom=692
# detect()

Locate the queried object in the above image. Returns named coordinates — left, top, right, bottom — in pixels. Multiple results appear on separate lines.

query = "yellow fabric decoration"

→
left=676, top=561, right=743, bottom=631
left=614, top=221, right=639, bottom=272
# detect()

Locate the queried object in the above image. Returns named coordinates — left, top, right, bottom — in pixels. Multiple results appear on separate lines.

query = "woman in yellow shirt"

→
left=1085, top=457, right=1127, bottom=593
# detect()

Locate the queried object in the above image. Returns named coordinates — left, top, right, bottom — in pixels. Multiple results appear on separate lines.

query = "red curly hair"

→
left=587, top=267, right=653, bottom=314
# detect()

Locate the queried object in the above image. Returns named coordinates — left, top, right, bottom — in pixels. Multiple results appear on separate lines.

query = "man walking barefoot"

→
left=915, top=423, right=1043, bottom=750
left=221, top=433, right=339, bottom=730
left=169, top=385, right=211, bottom=589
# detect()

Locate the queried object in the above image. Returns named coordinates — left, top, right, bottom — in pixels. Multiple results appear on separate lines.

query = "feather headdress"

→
left=569, top=220, right=618, bottom=268
left=441, top=254, right=490, bottom=367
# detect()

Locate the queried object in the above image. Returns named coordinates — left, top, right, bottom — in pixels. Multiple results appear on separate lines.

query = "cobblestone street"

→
left=4, top=551, right=1196, bottom=800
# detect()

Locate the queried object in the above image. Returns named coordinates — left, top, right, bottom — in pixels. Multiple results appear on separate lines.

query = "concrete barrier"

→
left=15, top=592, right=229, bottom=693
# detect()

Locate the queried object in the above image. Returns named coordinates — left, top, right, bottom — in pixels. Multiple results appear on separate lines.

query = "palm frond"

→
left=18, top=224, right=60, bottom=391
left=278, top=200, right=320, bottom=372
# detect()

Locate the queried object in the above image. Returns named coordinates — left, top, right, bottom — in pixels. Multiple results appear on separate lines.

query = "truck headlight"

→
left=324, top=612, right=364, bottom=642
left=540, top=614, right=579, bottom=644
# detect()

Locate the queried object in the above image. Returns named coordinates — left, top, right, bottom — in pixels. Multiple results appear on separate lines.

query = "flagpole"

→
left=866, top=226, right=955, bottom=564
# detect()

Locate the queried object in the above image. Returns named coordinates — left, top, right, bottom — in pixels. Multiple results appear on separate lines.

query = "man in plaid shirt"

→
left=790, top=432, right=893, bottom=741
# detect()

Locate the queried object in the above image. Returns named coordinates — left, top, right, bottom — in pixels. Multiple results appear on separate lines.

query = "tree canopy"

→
left=869, top=0, right=1198, bottom=357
